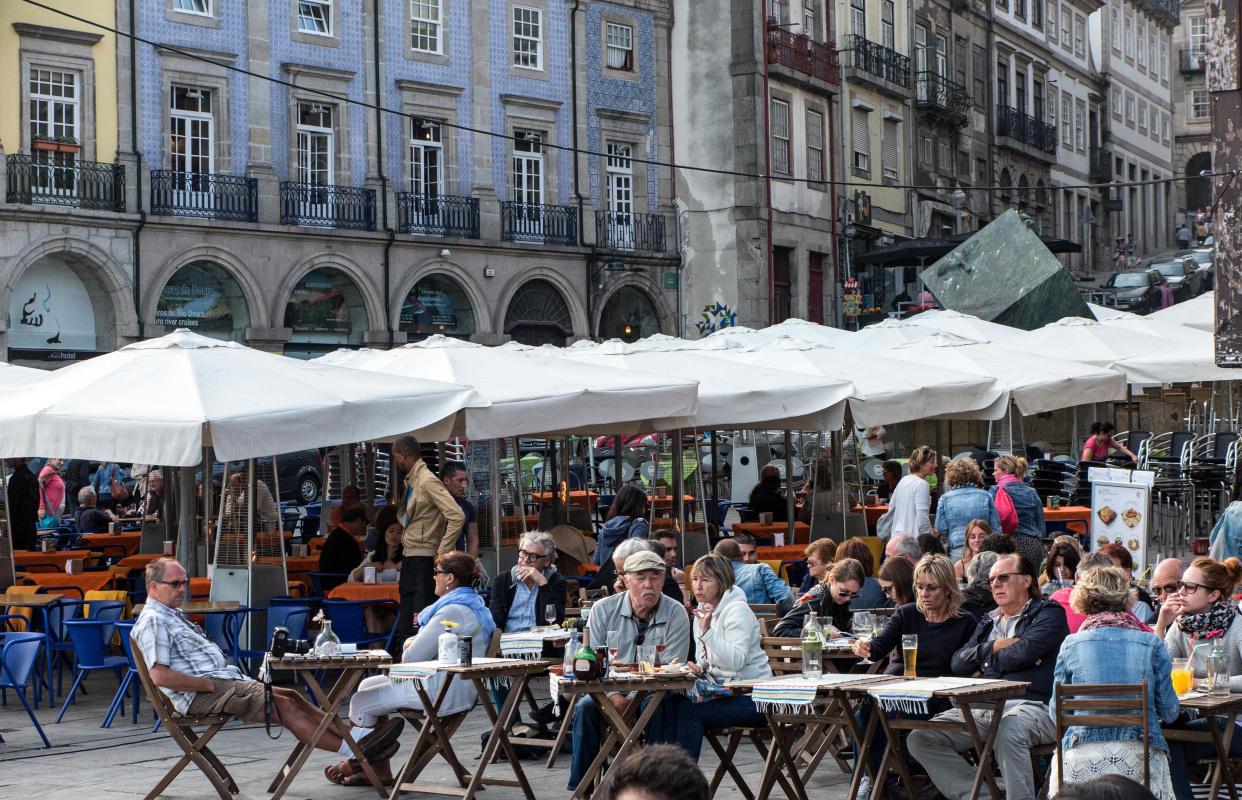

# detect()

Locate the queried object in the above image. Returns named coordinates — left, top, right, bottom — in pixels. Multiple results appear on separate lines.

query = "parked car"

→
left=1100, top=269, right=1165, bottom=313
left=1147, top=256, right=1205, bottom=300
left=1176, top=248, right=1214, bottom=290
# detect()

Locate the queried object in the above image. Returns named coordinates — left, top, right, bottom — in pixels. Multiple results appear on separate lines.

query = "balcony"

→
left=846, top=35, right=910, bottom=95
left=1180, top=49, right=1205, bottom=73
left=914, top=72, right=971, bottom=125
left=6, top=154, right=125, bottom=212
left=396, top=192, right=480, bottom=238
left=996, top=105, right=1057, bottom=156
left=1138, top=0, right=1179, bottom=25
left=595, top=211, right=667, bottom=251
left=1089, top=147, right=1112, bottom=182
left=279, top=182, right=376, bottom=231
left=500, top=201, right=577, bottom=246
left=766, top=27, right=841, bottom=86
left=150, top=170, right=257, bottom=222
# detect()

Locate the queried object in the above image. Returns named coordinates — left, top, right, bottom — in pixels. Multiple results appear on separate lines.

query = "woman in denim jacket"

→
left=1050, top=565, right=1179, bottom=799
left=935, top=458, right=1000, bottom=562
left=989, top=455, right=1046, bottom=571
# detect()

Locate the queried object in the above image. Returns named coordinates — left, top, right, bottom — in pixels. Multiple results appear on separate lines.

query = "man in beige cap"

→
left=566, top=550, right=691, bottom=793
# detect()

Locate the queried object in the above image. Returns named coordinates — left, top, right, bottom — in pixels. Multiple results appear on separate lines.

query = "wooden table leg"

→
left=870, top=703, right=917, bottom=800
left=547, top=684, right=582, bottom=769
left=571, top=688, right=667, bottom=800
left=267, top=667, right=371, bottom=800
left=1204, top=710, right=1239, bottom=800
left=847, top=704, right=880, bottom=799
left=762, top=717, right=809, bottom=800
left=459, top=674, right=537, bottom=800
left=389, top=676, right=459, bottom=800
left=960, top=701, right=1005, bottom=800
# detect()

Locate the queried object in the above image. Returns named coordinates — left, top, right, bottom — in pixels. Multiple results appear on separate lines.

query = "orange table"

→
left=189, top=577, right=212, bottom=598
left=756, top=544, right=807, bottom=561
left=1044, top=505, right=1090, bottom=536
left=327, top=582, right=400, bottom=602
left=650, top=519, right=711, bottom=533
left=730, top=521, right=811, bottom=545
left=648, top=494, right=697, bottom=517
left=851, top=505, right=890, bottom=527
left=116, top=553, right=164, bottom=571
left=78, top=532, right=143, bottom=557
left=13, top=550, right=96, bottom=571
left=533, top=491, right=599, bottom=510
left=23, top=571, right=113, bottom=597
left=483, top=514, right=541, bottom=536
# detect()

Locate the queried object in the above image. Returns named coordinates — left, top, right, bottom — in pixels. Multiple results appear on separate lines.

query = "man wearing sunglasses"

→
left=1148, top=557, right=1186, bottom=637
left=132, top=558, right=403, bottom=761
left=908, top=554, right=1068, bottom=800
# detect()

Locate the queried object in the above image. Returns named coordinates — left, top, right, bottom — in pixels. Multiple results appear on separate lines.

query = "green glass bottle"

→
left=572, top=625, right=602, bottom=681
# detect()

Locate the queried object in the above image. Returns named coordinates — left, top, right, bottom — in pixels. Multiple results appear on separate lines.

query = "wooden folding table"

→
left=1164, top=690, right=1242, bottom=800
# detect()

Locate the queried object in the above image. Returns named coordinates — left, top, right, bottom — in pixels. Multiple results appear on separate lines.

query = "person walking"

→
left=1176, top=223, right=1191, bottom=250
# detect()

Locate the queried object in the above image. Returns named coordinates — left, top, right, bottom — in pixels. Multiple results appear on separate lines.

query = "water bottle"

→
left=563, top=630, right=580, bottom=680
left=1208, top=641, right=1230, bottom=696
left=314, top=620, right=341, bottom=656
left=801, top=611, right=823, bottom=679
left=437, top=623, right=460, bottom=665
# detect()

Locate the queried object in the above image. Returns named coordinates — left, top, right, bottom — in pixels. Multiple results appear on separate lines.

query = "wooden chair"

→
left=1052, top=682, right=1151, bottom=793
left=131, top=645, right=239, bottom=800
left=748, top=603, right=780, bottom=631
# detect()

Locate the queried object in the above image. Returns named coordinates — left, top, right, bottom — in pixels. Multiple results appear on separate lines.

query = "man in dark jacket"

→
left=490, top=531, right=566, bottom=631
left=317, top=506, right=366, bottom=593
left=6, top=458, right=40, bottom=550
left=908, top=554, right=1068, bottom=800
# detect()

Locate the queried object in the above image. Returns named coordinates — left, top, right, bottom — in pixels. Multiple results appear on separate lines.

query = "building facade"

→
left=1170, top=0, right=1211, bottom=223
left=1, top=0, right=680, bottom=365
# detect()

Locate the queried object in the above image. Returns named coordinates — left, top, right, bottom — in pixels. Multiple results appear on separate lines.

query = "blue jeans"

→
left=643, top=693, right=767, bottom=761
left=1167, top=718, right=1242, bottom=800
left=855, top=700, right=933, bottom=775
left=568, top=695, right=605, bottom=791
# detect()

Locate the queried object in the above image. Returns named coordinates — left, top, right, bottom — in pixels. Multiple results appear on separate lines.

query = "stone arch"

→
left=145, top=245, right=268, bottom=330
left=271, top=252, right=384, bottom=335
left=593, top=272, right=674, bottom=339
left=2, top=236, right=137, bottom=352
left=999, top=167, right=1013, bottom=204
left=1186, top=152, right=1212, bottom=212
left=494, top=267, right=589, bottom=343
left=1017, top=174, right=1030, bottom=206
left=392, top=257, right=491, bottom=336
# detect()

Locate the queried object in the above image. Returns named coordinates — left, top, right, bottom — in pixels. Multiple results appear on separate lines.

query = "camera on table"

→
left=269, top=626, right=311, bottom=658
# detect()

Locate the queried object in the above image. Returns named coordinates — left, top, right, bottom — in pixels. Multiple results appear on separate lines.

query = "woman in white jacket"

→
left=643, top=554, right=772, bottom=760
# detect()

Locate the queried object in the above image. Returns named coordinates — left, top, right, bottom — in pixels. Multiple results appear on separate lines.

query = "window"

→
left=1033, top=0, right=1042, bottom=29
left=973, top=47, right=986, bottom=108
left=958, top=150, right=970, bottom=178
left=512, top=130, right=543, bottom=204
left=174, top=0, right=210, bottom=14
left=1189, top=17, right=1206, bottom=55
left=1016, top=69, right=1027, bottom=113
left=1048, top=2, right=1058, bottom=44
left=410, top=0, right=442, bottom=53
left=850, top=0, right=866, bottom=39
left=409, top=120, right=442, bottom=196
left=169, top=86, right=213, bottom=176
left=606, top=143, right=633, bottom=226
left=803, top=0, right=817, bottom=38
left=881, top=0, right=895, bottom=49
left=1124, top=12, right=1133, bottom=58
left=606, top=23, right=633, bottom=70
left=1162, top=113, right=1169, bottom=142
left=996, top=0, right=1007, bottom=12
left=1112, top=88, right=1122, bottom=117
left=997, top=60, right=1008, bottom=106
left=512, top=6, right=542, bottom=70
left=1015, top=0, right=1026, bottom=22
left=881, top=118, right=899, bottom=183
left=1061, top=95, right=1072, bottom=146
left=1074, top=99, right=1085, bottom=150
left=1110, top=8, right=1120, bottom=52
left=771, top=99, right=791, bottom=175
left=1159, top=39, right=1168, bottom=82
left=1137, top=22, right=1146, bottom=68
left=976, top=157, right=987, bottom=185
left=1125, top=92, right=1135, bottom=124
left=1148, top=31, right=1157, bottom=74
left=296, top=103, right=333, bottom=186
left=1191, top=88, right=1209, bottom=119
left=1150, top=115, right=1160, bottom=140
left=1061, top=5, right=1071, bottom=51
left=920, top=135, right=932, bottom=166
left=1047, top=87, right=1057, bottom=127
left=806, top=109, right=824, bottom=184
left=851, top=106, right=870, bottom=173
left=771, top=0, right=787, bottom=24
left=1034, top=80, right=1044, bottom=120
left=29, top=68, right=78, bottom=144
left=1073, top=15, right=1084, bottom=57
left=297, top=0, right=331, bottom=35
left=1138, top=100, right=1146, bottom=130
left=938, top=139, right=951, bottom=172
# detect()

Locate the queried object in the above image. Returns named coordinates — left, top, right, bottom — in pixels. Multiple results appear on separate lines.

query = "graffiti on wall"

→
left=694, top=302, right=738, bottom=336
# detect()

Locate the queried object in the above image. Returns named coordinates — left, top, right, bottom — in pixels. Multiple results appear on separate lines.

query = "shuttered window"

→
left=881, top=119, right=899, bottom=183
left=851, top=107, right=870, bottom=173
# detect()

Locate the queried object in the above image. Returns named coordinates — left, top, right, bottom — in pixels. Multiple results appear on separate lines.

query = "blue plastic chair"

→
left=202, top=609, right=242, bottom=668
left=308, top=572, right=349, bottom=597
left=321, top=598, right=397, bottom=650
left=236, top=605, right=310, bottom=670
left=56, top=619, right=128, bottom=723
left=103, top=620, right=147, bottom=728
left=0, top=632, right=50, bottom=747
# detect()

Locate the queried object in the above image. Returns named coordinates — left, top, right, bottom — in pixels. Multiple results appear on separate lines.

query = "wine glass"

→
left=852, top=611, right=874, bottom=665
left=607, top=629, right=620, bottom=675
left=544, top=602, right=557, bottom=629
left=652, top=631, right=668, bottom=666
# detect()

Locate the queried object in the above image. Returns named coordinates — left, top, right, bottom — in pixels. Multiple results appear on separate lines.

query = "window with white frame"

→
left=1137, top=22, right=1146, bottom=68
left=1047, top=87, right=1057, bottom=127
left=511, top=130, right=543, bottom=204
left=1189, top=16, right=1206, bottom=54
left=1162, top=113, right=1169, bottom=142
left=803, top=0, right=817, bottom=39
left=771, top=0, right=787, bottom=24
left=1061, top=95, right=1072, bottom=146
left=512, top=6, right=542, bottom=70
left=919, top=135, right=931, bottom=166
left=1015, top=0, right=1026, bottom=22
left=1112, top=88, right=1122, bottom=117
left=1159, top=39, right=1168, bottom=81
left=606, top=22, right=634, bottom=71
left=1110, top=8, right=1119, bottom=51
left=297, top=0, right=332, bottom=35
left=1124, top=12, right=1133, bottom=58
left=1150, top=114, right=1160, bottom=140
left=174, top=0, right=211, bottom=14
left=296, top=102, right=333, bottom=186
left=1061, top=5, right=1071, bottom=51
left=881, top=118, right=899, bottom=183
left=1074, top=99, right=1085, bottom=150
left=881, top=0, right=895, bottom=49
left=1073, top=14, right=1084, bottom=57
left=29, top=67, right=78, bottom=145
left=605, top=142, right=633, bottom=225
left=1048, top=2, right=1057, bottom=43
left=409, top=120, right=442, bottom=196
left=1125, top=92, right=1135, bottom=124
left=806, top=109, right=824, bottom=183
left=1138, top=100, right=1146, bottom=130
left=410, top=0, right=442, bottom=53
left=850, top=0, right=866, bottom=39
left=1191, top=88, right=1209, bottom=119
left=170, top=86, right=213, bottom=176
left=851, top=106, right=870, bottom=173
left=771, top=98, right=791, bottom=175
left=937, top=139, right=951, bottom=172
left=1148, top=32, right=1157, bottom=74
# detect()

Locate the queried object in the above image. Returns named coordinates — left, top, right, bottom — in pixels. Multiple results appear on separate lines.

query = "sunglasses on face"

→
left=988, top=572, right=1022, bottom=586
left=836, top=589, right=860, bottom=599
left=155, top=579, right=190, bottom=589
left=434, top=568, right=452, bottom=576
left=880, top=584, right=895, bottom=597
left=1154, top=582, right=1179, bottom=596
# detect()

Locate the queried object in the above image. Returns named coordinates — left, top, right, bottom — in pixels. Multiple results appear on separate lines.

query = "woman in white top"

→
left=885, top=446, right=937, bottom=539
left=325, top=551, right=493, bottom=786
left=643, top=554, right=772, bottom=761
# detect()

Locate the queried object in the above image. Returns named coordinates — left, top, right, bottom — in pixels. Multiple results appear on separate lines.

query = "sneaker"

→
left=857, top=774, right=872, bottom=800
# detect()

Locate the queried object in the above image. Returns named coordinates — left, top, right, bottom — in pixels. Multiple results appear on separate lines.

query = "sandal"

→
left=341, top=771, right=394, bottom=787
left=325, top=760, right=360, bottom=785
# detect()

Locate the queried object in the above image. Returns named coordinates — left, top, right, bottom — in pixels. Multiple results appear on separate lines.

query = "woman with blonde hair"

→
left=953, top=519, right=992, bottom=584
left=885, top=446, right=937, bottom=539
left=935, top=458, right=999, bottom=563
left=989, top=454, right=1046, bottom=570
left=1050, top=565, right=1179, bottom=798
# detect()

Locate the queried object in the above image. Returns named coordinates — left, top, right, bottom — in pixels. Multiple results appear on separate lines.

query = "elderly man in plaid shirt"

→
left=132, top=558, right=403, bottom=762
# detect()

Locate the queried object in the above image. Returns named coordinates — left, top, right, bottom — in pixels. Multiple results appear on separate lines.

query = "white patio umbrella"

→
left=888, top=332, right=1128, bottom=415
left=699, top=319, right=855, bottom=348
left=0, top=328, right=482, bottom=465
left=555, top=340, right=853, bottom=430
left=1087, top=302, right=1137, bottom=321
left=680, top=337, right=1007, bottom=424
left=903, top=309, right=1020, bottom=341
left=318, top=335, right=699, bottom=438
left=1147, top=291, right=1214, bottom=332
left=1099, top=315, right=1214, bottom=345
left=0, top=361, right=49, bottom=389
left=852, top=317, right=987, bottom=349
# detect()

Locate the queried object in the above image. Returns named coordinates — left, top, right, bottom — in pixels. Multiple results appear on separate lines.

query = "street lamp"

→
left=950, top=186, right=967, bottom=235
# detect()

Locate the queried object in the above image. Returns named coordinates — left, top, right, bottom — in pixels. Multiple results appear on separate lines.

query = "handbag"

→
left=875, top=508, right=894, bottom=540
left=36, top=479, right=61, bottom=530
left=994, top=485, right=1019, bottom=536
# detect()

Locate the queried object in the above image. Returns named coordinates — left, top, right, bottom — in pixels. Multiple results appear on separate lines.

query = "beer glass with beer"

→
left=901, top=634, right=918, bottom=678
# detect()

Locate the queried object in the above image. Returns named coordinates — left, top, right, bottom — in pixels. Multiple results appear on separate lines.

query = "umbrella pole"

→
left=178, top=464, right=197, bottom=576
left=673, top=429, right=685, bottom=555
left=710, top=431, right=720, bottom=535
left=1072, top=406, right=1079, bottom=458
left=512, top=437, right=528, bottom=535
left=1017, top=404, right=1027, bottom=455
left=649, top=434, right=661, bottom=530
left=491, top=439, right=502, bottom=573
left=784, top=430, right=795, bottom=544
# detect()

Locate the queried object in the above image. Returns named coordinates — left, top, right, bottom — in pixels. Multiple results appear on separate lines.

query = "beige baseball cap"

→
left=623, top=550, right=667, bottom=574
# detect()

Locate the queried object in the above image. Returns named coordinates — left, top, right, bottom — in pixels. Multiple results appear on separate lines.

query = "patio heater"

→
left=210, top=458, right=288, bottom=651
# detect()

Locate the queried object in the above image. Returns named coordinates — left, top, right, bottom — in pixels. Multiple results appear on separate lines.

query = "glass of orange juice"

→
left=1170, top=658, right=1192, bottom=695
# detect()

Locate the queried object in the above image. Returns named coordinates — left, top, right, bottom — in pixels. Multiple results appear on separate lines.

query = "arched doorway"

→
left=598, top=285, right=661, bottom=342
left=400, top=274, right=476, bottom=341
left=282, top=268, right=368, bottom=358
left=1186, top=152, right=1212, bottom=213
left=7, top=252, right=115, bottom=360
left=504, top=278, right=572, bottom=346
left=155, top=260, right=251, bottom=342
left=999, top=168, right=1013, bottom=205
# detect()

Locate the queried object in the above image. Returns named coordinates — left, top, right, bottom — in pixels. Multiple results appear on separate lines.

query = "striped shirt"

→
left=131, top=597, right=249, bottom=714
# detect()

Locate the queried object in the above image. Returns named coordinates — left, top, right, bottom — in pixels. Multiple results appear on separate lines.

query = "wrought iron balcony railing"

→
left=1089, top=147, right=1113, bottom=182
left=150, top=170, right=257, bottom=221
left=501, top=201, right=577, bottom=246
left=766, top=27, right=841, bottom=85
left=1179, top=49, right=1205, bottom=73
left=6, top=154, right=125, bottom=212
left=996, top=105, right=1057, bottom=154
left=279, top=181, right=376, bottom=231
left=848, top=34, right=910, bottom=88
left=396, top=192, right=480, bottom=238
left=595, top=210, right=667, bottom=251
left=914, top=71, right=972, bottom=121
